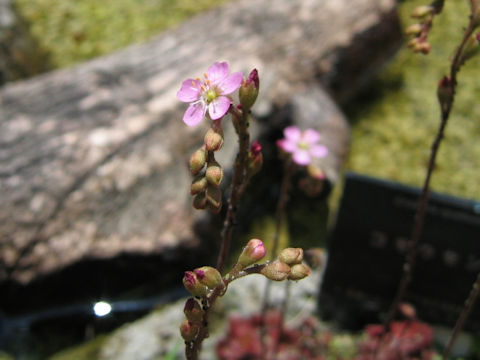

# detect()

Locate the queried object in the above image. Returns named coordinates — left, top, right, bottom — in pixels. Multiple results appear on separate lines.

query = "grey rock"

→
left=0, top=0, right=401, bottom=284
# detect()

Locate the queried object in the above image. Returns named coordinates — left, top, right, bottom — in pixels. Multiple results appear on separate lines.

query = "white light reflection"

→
left=93, top=301, right=112, bottom=317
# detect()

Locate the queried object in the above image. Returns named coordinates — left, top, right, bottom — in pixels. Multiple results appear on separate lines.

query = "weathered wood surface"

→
left=0, top=0, right=401, bottom=284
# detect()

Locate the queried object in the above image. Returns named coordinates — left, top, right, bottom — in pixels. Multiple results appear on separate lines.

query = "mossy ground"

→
left=14, top=0, right=231, bottom=68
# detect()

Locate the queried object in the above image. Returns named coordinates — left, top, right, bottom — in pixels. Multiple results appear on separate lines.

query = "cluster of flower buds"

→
left=188, top=122, right=225, bottom=213
left=405, top=4, right=440, bottom=54
left=180, top=297, right=203, bottom=342
left=183, top=266, right=225, bottom=298
left=261, top=247, right=311, bottom=281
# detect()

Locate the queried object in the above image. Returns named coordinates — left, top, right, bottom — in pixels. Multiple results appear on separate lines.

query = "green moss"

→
left=14, top=0, right=230, bottom=68
left=346, top=0, right=480, bottom=200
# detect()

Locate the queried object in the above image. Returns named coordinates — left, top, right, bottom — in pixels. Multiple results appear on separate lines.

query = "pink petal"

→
left=277, top=139, right=296, bottom=153
left=183, top=102, right=206, bottom=126
left=303, top=129, right=321, bottom=144
left=284, top=126, right=302, bottom=142
left=219, top=72, right=243, bottom=95
left=177, top=79, right=201, bottom=102
left=208, top=96, right=231, bottom=120
left=293, top=150, right=311, bottom=165
left=310, top=145, right=328, bottom=158
left=206, top=62, right=229, bottom=84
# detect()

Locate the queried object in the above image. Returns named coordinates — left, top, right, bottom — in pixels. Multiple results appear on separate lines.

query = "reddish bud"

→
left=247, top=141, right=263, bottom=176
left=194, top=266, right=224, bottom=289
left=288, top=263, right=311, bottom=280
left=184, top=298, right=203, bottom=323
left=180, top=319, right=199, bottom=342
left=437, top=76, right=452, bottom=111
left=261, top=260, right=291, bottom=281
left=250, top=141, right=262, bottom=156
left=189, top=147, right=207, bottom=175
left=204, top=126, right=224, bottom=152
left=278, top=248, right=304, bottom=265
left=239, top=69, right=259, bottom=109
left=237, top=238, right=266, bottom=268
left=307, top=164, right=325, bottom=180
left=183, top=271, right=208, bottom=297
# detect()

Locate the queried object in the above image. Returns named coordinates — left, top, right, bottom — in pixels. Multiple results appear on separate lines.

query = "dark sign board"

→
left=319, top=172, right=480, bottom=330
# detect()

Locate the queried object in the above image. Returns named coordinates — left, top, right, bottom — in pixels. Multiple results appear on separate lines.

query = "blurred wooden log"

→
left=0, top=0, right=402, bottom=285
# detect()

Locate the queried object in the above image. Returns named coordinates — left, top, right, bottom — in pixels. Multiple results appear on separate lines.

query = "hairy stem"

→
left=216, top=106, right=251, bottom=273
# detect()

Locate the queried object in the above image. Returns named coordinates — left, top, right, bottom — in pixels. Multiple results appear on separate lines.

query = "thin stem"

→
left=216, top=107, right=251, bottom=273
left=443, top=272, right=480, bottom=359
left=259, top=159, right=294, bottom=359
left=383, top=9, right=479, bottom=331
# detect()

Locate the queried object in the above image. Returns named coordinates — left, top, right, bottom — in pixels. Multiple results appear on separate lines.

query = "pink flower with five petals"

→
left=177, top=62, right=243, bottom=126
left=277, top=126, right=328, bottom=165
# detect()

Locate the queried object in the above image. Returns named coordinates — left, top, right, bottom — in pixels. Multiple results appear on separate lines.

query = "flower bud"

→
left=237, top=238, right=266, bottom=268
left=261, top=260, right=291, bottom=281
left=407, top=37, right=420, bottom=49
left=205, top=161, right=224, bottom=187
left=410, top=5, right=434, bottom=18
left=204, top=126, right=224, bottom=152
left=278, top=248, right=304, bottom=265
left=288, top=263, right=311, bottom=281
left=437, top=76, right=452, bottom=111
left=184, top=298, right=203, bottom=323
left=207, top=201, right=222, bottom=214
left=307, top=164, right=325, bottom=180
left=239, top=69, right=259, bottom=109
left=416, top=42, right=431, bottom=54
left=180, top=319, right=199, bottom=342
left=405, top=23, right=423, bottom=36
left=194, top=266, right=224, bottom=289
left=247, top=141, right=263, bottom=176
left=206, top=184, right=222, bottom=209
left=190, top=175, right=208, bottom=195
left=183, top=271, right=208, bottom=297
left=193, top=192, right=207, bottom=210
left=189, top=147, right=207, bottom=175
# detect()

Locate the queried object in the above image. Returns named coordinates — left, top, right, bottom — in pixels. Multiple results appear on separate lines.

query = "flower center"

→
left=298, top=141, right=309, bottom=150
left=206, top=89, right=218, bottom=102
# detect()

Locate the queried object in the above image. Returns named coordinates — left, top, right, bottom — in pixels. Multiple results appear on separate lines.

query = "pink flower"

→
left=177, top=62, right=243, bottom=126
left=277, top=126, right=328, bottom=165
